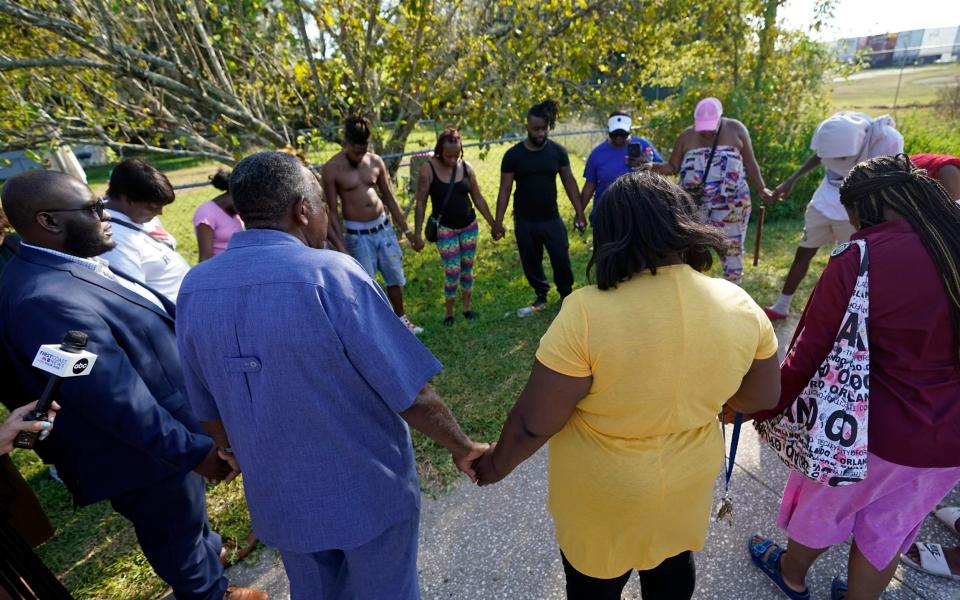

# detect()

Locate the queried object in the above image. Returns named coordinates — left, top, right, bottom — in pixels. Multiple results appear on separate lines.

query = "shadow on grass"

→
left=6, top=133, right=836, bottom=597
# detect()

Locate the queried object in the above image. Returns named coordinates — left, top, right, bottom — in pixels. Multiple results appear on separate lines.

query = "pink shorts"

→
left=777, top=452, right=960, bottom=570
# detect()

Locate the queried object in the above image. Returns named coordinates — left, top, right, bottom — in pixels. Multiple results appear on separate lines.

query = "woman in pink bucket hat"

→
left=656, top=97, right=773, bottom=284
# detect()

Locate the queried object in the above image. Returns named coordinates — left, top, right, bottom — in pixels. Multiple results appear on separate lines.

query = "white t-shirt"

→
left=100, top=209, right=190, bottom=303
left=810, top=172, right=849, bottom=221
left=809, top=114, right=904, bottom=221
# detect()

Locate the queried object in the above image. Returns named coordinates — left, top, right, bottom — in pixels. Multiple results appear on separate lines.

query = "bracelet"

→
left=404, top=228, right=412, bottom=236
left=219, top=446, right=234, bottom=455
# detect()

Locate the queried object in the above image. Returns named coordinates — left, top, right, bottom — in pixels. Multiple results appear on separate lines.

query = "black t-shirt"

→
left=427, top=161, right=476, bottom=229
left=501, top=139, right=570, bottom=221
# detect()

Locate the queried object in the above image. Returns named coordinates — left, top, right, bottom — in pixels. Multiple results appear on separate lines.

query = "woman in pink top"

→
left=194, top=169, right=244, bottom=261
left=749, top=154, right=960, bottom=600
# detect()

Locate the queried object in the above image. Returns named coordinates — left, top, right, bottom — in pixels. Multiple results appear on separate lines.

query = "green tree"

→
left=0, top=0, right=313, bottom=162
left=0, top=0, right=840, bottom=185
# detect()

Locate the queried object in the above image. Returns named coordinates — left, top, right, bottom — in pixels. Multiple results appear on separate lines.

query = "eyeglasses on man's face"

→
left=38, top=197, right=108, bottom=219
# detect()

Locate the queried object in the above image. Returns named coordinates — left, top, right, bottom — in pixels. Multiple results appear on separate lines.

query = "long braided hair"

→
left=840, top=153, right=960, bottom=361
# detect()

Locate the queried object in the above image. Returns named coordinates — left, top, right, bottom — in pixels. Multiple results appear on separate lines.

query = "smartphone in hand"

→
left=626, top=142, right=650, bottom=168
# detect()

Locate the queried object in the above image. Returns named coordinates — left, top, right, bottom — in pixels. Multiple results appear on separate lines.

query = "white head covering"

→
left=811, top=112, right=904, bottom=167
left=807, top=112, right=906, bottom=221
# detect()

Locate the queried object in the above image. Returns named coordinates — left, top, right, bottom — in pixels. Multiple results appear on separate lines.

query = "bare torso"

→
left=655, top=117, right=768, bottom=195
left=325, top=152, right=387, bottom=222
left=676, top=117, right=746, bottom=156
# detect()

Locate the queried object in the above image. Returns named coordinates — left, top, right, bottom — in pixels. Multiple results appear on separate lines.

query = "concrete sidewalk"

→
left=210, top=319, right=960, bottom=599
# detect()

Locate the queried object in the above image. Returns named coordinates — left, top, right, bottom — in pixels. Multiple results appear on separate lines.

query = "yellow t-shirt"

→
left=535, top=264, right=778, bottom=578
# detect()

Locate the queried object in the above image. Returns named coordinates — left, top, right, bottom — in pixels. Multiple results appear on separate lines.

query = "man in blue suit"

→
left=0, top=170, right=266, bottom=600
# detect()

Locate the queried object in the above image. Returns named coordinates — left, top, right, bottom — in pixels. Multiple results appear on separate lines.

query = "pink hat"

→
left=694, top=97, right=723, bottom=132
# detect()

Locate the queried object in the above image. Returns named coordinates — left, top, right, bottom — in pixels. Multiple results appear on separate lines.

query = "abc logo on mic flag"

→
left=32, top=344, right=98, bottom=378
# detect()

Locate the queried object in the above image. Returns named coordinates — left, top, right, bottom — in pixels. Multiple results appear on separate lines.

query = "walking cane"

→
left=753, top=203, right=766, bottom=267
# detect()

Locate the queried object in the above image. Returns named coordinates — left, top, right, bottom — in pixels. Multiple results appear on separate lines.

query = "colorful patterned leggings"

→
left=699, top=197, right=751, bottom=285
left=437, top=220, right=478, bottom=298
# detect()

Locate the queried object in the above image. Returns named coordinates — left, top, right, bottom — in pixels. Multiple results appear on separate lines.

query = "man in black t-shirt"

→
left=495, top=100, right=585, bottom=313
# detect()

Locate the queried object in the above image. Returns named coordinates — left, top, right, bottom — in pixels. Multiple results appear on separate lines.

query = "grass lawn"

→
left=5, top=53, right=957, bottom=598
left=7, top=132, right=832, bottom=598
left=829, top=62, right=960, bottom=111
left=829, top=62, right=960, bottom=166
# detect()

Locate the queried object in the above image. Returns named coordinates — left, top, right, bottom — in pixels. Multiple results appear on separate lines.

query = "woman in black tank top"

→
left=413, top=129, right=501, bottom=326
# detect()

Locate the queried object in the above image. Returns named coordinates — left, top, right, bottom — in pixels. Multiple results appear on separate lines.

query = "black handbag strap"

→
left=429, top=159, right=459, bottom=225
left=697, top=120, right=724, bottom=194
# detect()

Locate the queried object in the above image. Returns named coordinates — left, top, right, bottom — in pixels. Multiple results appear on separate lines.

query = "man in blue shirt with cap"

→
left=580, top=112, right=662, bottom=224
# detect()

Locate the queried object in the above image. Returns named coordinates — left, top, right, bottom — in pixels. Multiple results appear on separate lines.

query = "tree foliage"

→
left=0, top=0, right=311, bottom=162
left=0, top=0, right=839, bottom=176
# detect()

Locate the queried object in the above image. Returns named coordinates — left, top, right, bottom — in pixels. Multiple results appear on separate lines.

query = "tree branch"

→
left=0, top=56, right=112, bottom=71
left=183, top=0, right=236, bottom=96
left=294, top=0, right=325, bottom=117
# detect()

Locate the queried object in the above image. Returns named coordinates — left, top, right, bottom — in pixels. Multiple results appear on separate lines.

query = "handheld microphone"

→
left=14, top=331, right=98, bottom=449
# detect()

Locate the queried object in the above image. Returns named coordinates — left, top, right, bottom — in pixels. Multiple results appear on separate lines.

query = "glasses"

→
left=39, top=198, right=108, bottom=219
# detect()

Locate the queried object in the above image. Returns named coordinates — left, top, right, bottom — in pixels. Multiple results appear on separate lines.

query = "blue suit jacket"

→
left=0, top=245, right=211, bottom=506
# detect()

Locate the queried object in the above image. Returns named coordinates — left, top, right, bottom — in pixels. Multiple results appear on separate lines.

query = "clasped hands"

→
left=407, top=223, right=506, bottom=253
left=452, top=442, right=507, bottom=487
left=760, top=179, right=797, bottom=204
left=195, top=445, right=241, bottom=486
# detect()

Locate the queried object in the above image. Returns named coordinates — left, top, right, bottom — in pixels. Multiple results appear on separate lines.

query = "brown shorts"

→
left=799, top=204, right=856, bottom=249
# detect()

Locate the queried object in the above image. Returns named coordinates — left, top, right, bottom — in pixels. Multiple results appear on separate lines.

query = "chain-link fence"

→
left=386, top=127, right=615, bottom=217
left=158, top=125, right=666, bottom=263
left=170, top=126, right=642, bottom=219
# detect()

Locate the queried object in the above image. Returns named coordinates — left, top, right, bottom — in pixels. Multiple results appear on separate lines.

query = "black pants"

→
left=110, top=472, right=227, bottom=600
left=515, top=216, right=574, bottom=301
left=561, top=551, right=695, bottom=600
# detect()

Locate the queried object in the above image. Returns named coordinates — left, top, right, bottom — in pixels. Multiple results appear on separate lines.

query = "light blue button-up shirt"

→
left=176, top=229, right=441, bottom=553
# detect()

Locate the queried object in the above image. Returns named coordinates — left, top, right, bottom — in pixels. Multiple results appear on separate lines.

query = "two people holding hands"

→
left=462, top=170, right=780, bottom=598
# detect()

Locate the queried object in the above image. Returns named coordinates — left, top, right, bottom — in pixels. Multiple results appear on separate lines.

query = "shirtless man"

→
left=322, top=115, right=424, bottom=335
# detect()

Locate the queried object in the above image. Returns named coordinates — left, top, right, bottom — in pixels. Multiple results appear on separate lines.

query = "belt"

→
left=345, top=221, right=389, bottom=235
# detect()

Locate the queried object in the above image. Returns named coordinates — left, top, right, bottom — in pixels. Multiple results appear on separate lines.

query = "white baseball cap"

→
left=608, top=115, right=632, bottom=134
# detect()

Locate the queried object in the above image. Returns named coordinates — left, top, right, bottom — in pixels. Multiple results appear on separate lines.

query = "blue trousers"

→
left=279, top=514, right=420, bottom=600
left=110, top=472, right=228, bottom=600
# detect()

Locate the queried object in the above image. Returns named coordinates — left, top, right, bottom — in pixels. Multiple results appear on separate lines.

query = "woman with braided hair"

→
left=412, top=128, right=501, bottom=326
left=748, top=154, right=960, bottom=600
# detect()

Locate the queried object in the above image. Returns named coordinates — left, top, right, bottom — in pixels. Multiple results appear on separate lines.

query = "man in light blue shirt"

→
left=176, top=152, right=486, bottom=599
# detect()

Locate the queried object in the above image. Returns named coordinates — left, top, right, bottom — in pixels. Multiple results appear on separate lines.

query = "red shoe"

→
left=763, top=306, right=788, bottom=321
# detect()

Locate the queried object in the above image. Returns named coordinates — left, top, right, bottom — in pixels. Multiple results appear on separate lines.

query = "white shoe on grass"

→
left=400, top=314, right=424, bottom=335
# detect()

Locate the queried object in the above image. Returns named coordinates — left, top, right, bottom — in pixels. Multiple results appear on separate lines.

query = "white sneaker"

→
left=400, top=314, right=424, bottom=335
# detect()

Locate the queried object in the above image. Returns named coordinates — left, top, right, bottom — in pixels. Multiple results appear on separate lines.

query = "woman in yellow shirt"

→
left=475, top=171, right=781, bottom=599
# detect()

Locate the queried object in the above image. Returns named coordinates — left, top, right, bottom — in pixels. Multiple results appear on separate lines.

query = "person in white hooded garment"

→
left=763, top=112, right=903, bottom=320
